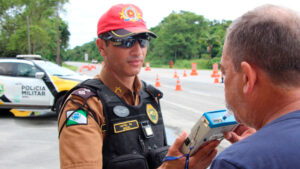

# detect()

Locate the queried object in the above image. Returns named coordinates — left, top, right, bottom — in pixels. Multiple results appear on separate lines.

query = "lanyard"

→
left=162, top=146, right=194, bottom=169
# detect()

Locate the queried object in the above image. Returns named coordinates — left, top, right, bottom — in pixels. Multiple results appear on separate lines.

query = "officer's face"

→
left=98, top=36, right=148, bottom=78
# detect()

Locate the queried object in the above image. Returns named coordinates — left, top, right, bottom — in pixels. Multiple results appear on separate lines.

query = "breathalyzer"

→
left=181, top=109, right=238, bottom=156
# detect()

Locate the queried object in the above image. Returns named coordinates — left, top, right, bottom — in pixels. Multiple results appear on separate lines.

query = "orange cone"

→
left=214, top=77, right=219, bottom=84
left=155, top=74, right=161, bottom=87
left=91, top=64, right=96, bottom=70
left=183, top=68, right=188, bottom=77
left=145, top=62, right=151, bottom=71
left=173, top=69, right=179, bottom=78
left=175, top=77, right=182, bottom=91
left=190, top=63, right=198, bottom=76
left=211, top=63, right=220, bottom=78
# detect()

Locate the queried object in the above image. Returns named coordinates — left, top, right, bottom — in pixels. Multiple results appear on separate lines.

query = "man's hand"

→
left=225, top=124, right=256, bottom=144
left=158, top=131, right=219, bottom=169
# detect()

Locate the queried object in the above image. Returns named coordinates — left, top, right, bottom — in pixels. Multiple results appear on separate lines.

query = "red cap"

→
left=97, top=4, right=157, bottom=39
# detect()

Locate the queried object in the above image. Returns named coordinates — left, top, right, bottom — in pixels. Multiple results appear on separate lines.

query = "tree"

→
left=199, top=33, right=222, bottom=59
left=0, top=0, right=69, bottom=61
left=147, top=11, right=210, bottom=64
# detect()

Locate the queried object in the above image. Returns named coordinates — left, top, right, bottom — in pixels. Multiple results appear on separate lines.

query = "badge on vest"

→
left=114, top=120, right=139, bottom=133
left=146, top=104, right=159, bottom=124
left=113, top=105, right=130, bottom=117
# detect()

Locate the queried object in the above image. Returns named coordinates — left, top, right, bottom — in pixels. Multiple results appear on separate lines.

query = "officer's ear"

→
left=96, top=38, right=107, bottom=57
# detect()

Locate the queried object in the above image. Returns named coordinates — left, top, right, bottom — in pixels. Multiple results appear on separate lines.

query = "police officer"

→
left=58, top=4, right=169, bottom=169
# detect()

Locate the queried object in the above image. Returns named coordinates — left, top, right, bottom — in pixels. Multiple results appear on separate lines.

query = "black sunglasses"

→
left=100, top=34, right=150, bottom=48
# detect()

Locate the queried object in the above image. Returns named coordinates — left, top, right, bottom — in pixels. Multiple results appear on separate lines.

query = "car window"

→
left=16, top=63, right=41, bottom=77
left=0, top=62, right=17, bottom=76
left=34, top=60, right=78, bottom=76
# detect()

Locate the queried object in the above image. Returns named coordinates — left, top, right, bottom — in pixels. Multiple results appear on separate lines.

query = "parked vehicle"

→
left=0, top=55, right=88, bottom=116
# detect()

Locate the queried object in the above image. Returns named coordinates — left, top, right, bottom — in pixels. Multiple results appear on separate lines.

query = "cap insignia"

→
left=120, top=6, right=142, bottom=22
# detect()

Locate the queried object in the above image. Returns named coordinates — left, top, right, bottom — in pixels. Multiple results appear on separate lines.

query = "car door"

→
left=0, top=61, right=17, bottom=107
left=0, top=61, right=54, bottom=109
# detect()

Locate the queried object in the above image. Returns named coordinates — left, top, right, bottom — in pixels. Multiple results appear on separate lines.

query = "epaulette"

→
left=71, top=88, right=96, bottom=101
left=146, top=84, right=163, bottom=99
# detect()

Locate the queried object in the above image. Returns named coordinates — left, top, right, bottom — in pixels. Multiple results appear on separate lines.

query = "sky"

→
left=61, top=0, right=300, bottom=49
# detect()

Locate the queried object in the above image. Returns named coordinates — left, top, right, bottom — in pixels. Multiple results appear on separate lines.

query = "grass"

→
left=62, top=58, right=221, bottom=71
left=147, top=58, right=221, bottom=70
left=62, top=63, right=78, bottom=71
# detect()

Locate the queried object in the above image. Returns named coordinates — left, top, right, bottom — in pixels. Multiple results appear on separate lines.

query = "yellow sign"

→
left=114, top=120, right=139, bottom=133
left=146, top=104, right=159, bottom=124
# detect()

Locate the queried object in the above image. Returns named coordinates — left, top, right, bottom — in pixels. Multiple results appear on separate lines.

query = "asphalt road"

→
left=0, top=114, right=59, bottom=169
left=0, top=62, right=231, bottom=169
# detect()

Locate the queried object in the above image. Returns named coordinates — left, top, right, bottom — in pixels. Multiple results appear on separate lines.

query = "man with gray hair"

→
left=158, top=4, right=300, bottom=169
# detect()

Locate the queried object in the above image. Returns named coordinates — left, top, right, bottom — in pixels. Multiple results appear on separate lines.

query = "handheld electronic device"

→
left=181, top=110, right=238, bottom=156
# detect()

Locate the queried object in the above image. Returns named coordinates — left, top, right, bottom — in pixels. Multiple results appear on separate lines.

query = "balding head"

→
left=225, top=4, right=300, bottom=88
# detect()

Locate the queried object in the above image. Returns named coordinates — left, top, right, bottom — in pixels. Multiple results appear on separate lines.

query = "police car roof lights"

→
left=16, top=54, right=42, bottom=60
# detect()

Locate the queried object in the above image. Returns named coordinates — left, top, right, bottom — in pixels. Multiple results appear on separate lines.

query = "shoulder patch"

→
left=66, top=109, right=88, bottom=126
left=71, top=88, right=96, bottom=101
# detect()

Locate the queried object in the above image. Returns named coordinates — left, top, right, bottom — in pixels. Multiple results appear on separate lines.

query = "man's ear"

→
left=96, top=38, right=106, bottom=57
left=241, top=61, right=257, bottom=94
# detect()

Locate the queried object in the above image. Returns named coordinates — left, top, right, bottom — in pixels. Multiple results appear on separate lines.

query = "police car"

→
left=0, top=55, right=88, bottom=116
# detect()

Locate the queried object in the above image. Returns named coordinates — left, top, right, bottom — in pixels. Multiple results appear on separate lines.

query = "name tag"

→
left=114, top=120, right=139, bottom=133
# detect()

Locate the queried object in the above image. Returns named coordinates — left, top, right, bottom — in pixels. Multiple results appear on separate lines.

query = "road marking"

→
left=161, top=99, right=201, bottom=115
left=146, top=81, right=214, bottom=97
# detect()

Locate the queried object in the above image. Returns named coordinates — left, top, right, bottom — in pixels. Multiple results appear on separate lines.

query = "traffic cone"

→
left=190, top=63, right=198, bottom=76
left=214, top=77, right=219, bottom=84
left=175, top=77, right=182, bottom=91
left=91, top=64, right=96, bottom=70
left=155, top=74, right=161, bottom=87
left=211, top=63, right=220, bottom=78
left=145, top=62, right=151, bottom=71
left=183, top=68, right=188, bottom=77
left=173, top=69, right=179, bottom=78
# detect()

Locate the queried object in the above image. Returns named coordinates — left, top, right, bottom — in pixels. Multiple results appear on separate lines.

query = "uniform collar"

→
left=95, top=67, right=142, bottom=98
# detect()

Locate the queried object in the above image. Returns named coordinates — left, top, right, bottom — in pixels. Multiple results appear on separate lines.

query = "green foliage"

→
left=0, top=0, right=69, bottom=61
left=147, top=11, right=231, bottom=62
left=62, top=63, right=77, bottom=71
left=65, top=39, right=102, bottom=62
left=147, top=11, right=207, bottom=61
left=172, top=58, right=220, bottom=69
left=147, top=57, right=221, bottom=70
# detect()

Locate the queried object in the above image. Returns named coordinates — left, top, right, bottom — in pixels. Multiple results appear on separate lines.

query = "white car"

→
left=91, top=59, right=98, bottom=64
left=0, top=55, right=88, bottom=116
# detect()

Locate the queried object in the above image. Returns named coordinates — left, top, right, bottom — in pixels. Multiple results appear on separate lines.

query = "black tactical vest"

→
left=59, top=79, right=169, bottom=169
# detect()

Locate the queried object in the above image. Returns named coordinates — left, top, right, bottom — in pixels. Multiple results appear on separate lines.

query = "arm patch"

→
left=71, top=88, right=96, bottom=101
